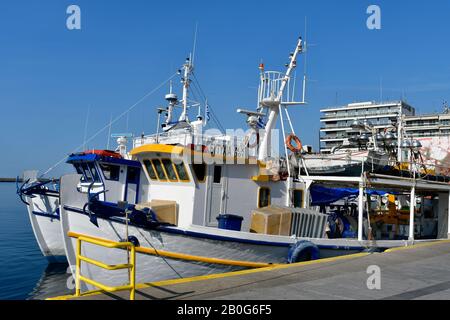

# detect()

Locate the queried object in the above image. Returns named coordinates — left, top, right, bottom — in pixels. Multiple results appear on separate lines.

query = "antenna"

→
left=302, top=17, right=308, bottom=104
left=192, top=22, right=199, bottom=66
left=106, top=113, right=113, bottom=150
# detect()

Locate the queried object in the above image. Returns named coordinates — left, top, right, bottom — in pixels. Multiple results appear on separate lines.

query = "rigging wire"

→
left=40, top=72, right=179, bottom=177
left=191, top=72, right=225, bottom=132
left=138, top=231, right=183, bottom=279
left=193, top=75, right=225, bottom=132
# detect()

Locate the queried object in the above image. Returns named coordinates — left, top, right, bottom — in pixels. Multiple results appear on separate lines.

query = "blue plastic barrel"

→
left=216, top=214, right=244, bottom=231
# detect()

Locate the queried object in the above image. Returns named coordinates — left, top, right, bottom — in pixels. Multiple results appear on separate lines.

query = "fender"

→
left=288, top=240, right=320, bottom=263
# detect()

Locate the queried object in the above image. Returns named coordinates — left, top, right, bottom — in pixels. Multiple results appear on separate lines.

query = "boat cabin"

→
left=66, top=150, right=143, bottom=204
left=130, top=144, right=308, bottom=231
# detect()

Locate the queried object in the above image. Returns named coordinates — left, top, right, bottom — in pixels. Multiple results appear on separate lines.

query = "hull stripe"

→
left=67, top=231, right=280, bottom=268
left=63, top=205, right=366, bottom=250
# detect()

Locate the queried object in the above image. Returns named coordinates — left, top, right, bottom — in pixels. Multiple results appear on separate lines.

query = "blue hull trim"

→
left=63, top=205, right=366, bottom=251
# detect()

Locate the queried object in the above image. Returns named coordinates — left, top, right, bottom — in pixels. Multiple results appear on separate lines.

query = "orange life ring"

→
left=286, top=134, right=302, bottom=153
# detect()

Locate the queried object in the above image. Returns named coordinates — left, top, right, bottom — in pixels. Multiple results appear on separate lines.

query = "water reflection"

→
left=27, top=263, right=74, bottom=300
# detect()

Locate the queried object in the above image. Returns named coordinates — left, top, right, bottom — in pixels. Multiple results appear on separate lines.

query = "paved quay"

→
left=55, top=241, right=450, bottom=300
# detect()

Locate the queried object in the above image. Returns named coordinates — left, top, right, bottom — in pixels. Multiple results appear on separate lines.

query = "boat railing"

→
left=133, top=132, right=259, bottom=158
left=70, top=232, right=136, bottom=300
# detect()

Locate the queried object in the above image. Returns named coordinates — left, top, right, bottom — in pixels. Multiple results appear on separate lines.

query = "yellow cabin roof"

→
left=131, top=143, right=264, bottom=166
left=130, top=144, right=184, bottom=156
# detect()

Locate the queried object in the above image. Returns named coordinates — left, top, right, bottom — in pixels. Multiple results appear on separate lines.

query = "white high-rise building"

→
left=320, top=101, right=415, bottom=153
left=404, top=112, right=450, bottom=138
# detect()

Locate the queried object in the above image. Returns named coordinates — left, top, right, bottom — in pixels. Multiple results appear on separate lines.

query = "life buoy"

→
left=286, top=134, right=302, bottom=153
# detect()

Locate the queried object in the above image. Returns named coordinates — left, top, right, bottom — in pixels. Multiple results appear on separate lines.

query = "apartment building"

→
left=404, top=112, right=450, bottom=138
left=320, top=101, right=416, bottom=153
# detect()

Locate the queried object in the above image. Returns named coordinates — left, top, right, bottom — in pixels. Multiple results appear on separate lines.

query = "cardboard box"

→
left=250, top=206, right=292, bottom=236
left=135, top=199, right=178, bottom=226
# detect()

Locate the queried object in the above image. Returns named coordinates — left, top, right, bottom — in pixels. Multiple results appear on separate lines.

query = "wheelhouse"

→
left=67, top=150, right=143, bottom=204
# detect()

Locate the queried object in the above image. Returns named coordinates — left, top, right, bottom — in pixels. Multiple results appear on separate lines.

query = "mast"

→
left=276, top=38, right=302, bottom=102
left=165, top=81, right=177, bottom=125
left=179, top=55, right=193, bottom=122
left=254, top=37, right=306, bottom=208
left=258, top=37, right=304, bottom=161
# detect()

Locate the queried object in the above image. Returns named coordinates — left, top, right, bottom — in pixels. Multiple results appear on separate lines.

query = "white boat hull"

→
left=58, top=173, right=432, bottom=293
left=303, top=151, right=390, bottom=176
left=26, top=194, right=66, bottom=262
left=61, top=204, right=293, bottom=292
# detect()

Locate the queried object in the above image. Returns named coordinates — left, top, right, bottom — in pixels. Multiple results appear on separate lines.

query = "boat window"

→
left=213, top=166, right=222, bottom=184
left=162, top=159, right=178, bottom=181
left=192, top=164, right=206, bottom=182
left=126, top=167, right=140, bottom=184
left=74, top=164, right=88, bottom=182
left=143, top=160, right=158, bottom=180
left=174, top=162, right=190, bottom=182
left=99, top=163, right=120, bottom=181
left=258, top=187, right=271, bottom=208
left=81, top=163, right=93, bottom=182
left=151, top=159, right=167, bottom=181
left=88, top=163, right=101, bottom=182
left=293, top=189, right=304, bottom=208
left=74, top=164, right=84, bottom=175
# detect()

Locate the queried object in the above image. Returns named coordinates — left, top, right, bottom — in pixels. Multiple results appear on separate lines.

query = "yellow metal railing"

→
left=69, top=231, right=278, bottom=268
left=75, top=235, right=136, bottom=300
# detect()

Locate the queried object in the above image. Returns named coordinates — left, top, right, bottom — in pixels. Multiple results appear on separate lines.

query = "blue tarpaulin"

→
left=310, top=185, right=392, bottom=206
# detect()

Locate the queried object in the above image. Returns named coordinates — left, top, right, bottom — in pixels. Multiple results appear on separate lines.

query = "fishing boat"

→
left=55, top=37, right=450, bottom=293
left=19, top=36, right=450, bottom=295
left=18, top=145, right=140, bottom=262
left=301, top=150, right=390, bottom=176
left=300, top=115, right=401, bottom=177
left=18, top=172, right=64, bottom=262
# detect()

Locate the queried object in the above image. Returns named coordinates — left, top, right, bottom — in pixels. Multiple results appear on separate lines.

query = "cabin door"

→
left=125, top=167, right=140, bottom=204
left=206, top=165, right=228, bottom=226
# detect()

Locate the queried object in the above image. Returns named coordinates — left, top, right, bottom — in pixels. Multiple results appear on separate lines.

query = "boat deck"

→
left=51, top=240, right=450, bottom=300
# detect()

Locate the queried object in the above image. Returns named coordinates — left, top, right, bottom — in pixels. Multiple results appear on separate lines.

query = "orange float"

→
left=286, top=134, right=302, bottom=153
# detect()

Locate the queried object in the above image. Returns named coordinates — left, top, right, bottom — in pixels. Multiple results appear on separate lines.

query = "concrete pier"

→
left=52, top=240, right=450, bottom=300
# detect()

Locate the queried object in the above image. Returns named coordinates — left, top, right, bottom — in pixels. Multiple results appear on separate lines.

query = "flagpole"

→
left=204, top=99, right=209, bottom=125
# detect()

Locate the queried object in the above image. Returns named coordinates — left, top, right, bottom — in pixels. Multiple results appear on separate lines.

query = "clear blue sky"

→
left=1, top=0, right=450, bottom=177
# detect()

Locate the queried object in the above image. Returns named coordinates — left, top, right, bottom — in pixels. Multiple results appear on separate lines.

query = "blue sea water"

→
left=0, top=183, right=71, bottom=300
